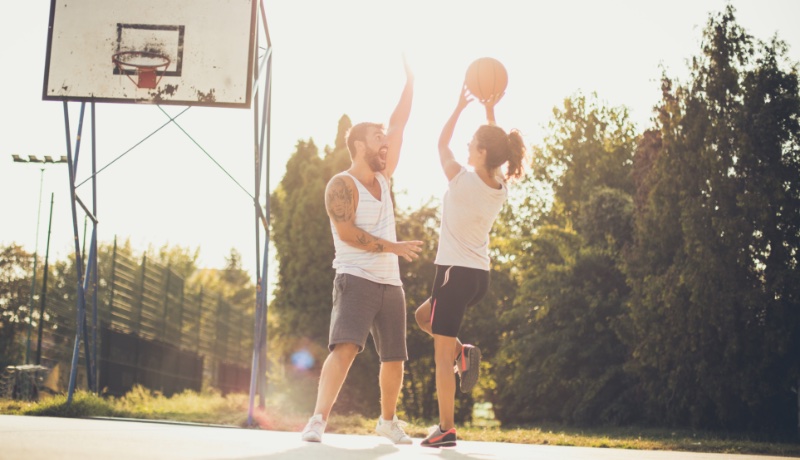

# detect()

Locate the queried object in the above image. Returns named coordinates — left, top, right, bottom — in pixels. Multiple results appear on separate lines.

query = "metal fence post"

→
left=108, top=237, right=118, bottom=324
left=177, top=278, right=185, bottom=349
left=162, top=267, right=171, bottom=337
left=196, top=288, right=203, bottom=353
left=135, top=254, right=147, bottom=335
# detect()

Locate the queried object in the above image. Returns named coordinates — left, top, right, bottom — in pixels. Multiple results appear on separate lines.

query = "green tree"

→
left=0, top=244, right=33, bottom=369
left=530, top=92, right=638, bottom=225
left=150, top=242, right=200, bottom=281
left=491, top=93, right=637, bottom=425
left=625, top=5, right=800, bottom=431
left=189, top=248, right=255, bottom=307
left=269, top=137, right=334, bottom=348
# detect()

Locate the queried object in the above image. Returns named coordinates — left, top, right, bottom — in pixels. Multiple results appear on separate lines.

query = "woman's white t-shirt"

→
left=434, top=167, right=507, bottom=270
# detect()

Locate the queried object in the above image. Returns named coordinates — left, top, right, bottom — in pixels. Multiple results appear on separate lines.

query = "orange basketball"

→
left=465, top=57, right=508, bottom=102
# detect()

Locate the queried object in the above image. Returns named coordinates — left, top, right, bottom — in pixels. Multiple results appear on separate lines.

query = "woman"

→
left=415, top=85, right=525, bottom=448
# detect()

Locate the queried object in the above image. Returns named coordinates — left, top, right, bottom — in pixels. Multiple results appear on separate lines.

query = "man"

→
left=301, top=58, right=422, bottom=444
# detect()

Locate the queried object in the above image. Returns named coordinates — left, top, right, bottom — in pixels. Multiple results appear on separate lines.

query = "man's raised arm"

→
left=383, top=56, right=414, bottom=179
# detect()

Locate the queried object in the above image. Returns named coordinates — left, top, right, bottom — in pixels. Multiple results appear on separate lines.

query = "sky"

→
left=2, top=0, right=800, bottom=290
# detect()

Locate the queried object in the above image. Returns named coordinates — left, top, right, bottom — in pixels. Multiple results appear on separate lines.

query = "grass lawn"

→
left=1, top=386, right=798, bottom=458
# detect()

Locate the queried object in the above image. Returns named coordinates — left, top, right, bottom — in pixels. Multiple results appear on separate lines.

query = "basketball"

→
left=464, top=57, right=508, bottom=102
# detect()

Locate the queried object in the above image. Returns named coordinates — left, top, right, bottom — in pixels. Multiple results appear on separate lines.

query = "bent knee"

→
left=414, top=309, right=427, bottom=328
left=415, top=301, right=432, bottom=329
left=330, top=342, right=359, bottom=360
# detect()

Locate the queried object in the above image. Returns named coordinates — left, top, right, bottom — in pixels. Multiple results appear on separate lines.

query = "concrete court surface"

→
left=0, top=415, right=796, bottom=460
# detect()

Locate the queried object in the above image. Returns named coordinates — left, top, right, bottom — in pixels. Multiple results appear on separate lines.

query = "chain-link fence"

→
left=11, top=243, right=253, bottom=398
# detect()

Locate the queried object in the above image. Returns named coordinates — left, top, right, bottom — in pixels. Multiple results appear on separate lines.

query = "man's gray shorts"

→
left=329, top=273, right=408, bottom=362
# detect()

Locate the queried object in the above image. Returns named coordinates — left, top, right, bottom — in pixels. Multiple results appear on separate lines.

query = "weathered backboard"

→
left=43, top=0, right=257, bottom=108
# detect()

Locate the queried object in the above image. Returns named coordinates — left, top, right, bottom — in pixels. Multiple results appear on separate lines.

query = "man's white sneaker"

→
left=375, top=415, right=412, bottom=444
left=301, top=414, right=326, bottom=442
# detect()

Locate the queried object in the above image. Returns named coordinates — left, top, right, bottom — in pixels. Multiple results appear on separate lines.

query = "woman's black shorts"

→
left=429, top=265, right=490, bottom=337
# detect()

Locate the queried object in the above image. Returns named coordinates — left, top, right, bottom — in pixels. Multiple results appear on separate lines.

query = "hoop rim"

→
left=112, top=50, right=171, bottom=69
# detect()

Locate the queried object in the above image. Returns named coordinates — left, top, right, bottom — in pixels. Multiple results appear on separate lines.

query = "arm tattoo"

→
left=326, top=177, right=353, bottom=222
left=356, top=233, right=370, bottom=246
left=328, top=176, right=383, bottom=253
left=356, top=232, right=384, bottom=253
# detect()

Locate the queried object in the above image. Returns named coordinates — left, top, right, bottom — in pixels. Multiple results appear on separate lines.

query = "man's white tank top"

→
left=330, top=172, right=401, bottom=286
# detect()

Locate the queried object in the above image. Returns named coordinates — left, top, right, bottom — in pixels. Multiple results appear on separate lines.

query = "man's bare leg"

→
left=379, top=360, right=404, bottom=420
left=312, top=343, right=359, bottom=419
left=374, top=359, right=412, bottom=444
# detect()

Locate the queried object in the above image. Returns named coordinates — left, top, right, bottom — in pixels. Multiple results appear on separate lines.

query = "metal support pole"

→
left=24, top=168, right=45, bottom=364
left=65, top=102, right=85, bottom=403
left=257, top=0, right=273, bottom=411
left=81, top=230, right=97, bottom=392
left=258, top=32, right=273, bottom=411
left=248, top=0, right=272, bottom=424
left=65, top=101, right=99, bottom=402
left=91, top=101, right=99, bottom=393
left=35, top=193, right=55, bottom=365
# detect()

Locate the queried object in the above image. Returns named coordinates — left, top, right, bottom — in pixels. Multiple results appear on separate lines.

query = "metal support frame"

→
left=64, top=101, right=99, bottom=402
left=247, top=0, right=272, bottom=425
left=58, top=0, right=272, bottom=410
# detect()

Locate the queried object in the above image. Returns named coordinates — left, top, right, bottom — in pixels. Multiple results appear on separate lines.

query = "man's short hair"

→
left=346, top=122, right=383, bottom=159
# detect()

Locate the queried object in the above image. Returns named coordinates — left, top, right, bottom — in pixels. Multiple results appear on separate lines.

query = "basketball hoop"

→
left=112, top=51, right=170, bottom=89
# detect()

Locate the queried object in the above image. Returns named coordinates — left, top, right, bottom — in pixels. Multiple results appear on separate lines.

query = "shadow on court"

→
left=247, top=443, right=491, bottom=460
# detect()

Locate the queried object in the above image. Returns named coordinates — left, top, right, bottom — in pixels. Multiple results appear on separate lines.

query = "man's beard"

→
left=364, top=145, right=386, bottom=172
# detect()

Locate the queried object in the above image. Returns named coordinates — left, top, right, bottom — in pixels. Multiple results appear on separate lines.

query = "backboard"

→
left=43, top=0, right=257, bottom=108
